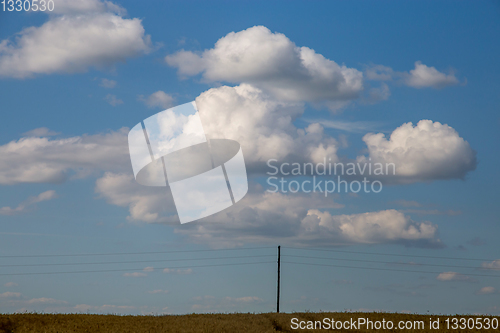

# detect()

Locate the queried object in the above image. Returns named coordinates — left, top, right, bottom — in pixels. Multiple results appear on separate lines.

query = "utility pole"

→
left=277, top=245, right=281, bottom=313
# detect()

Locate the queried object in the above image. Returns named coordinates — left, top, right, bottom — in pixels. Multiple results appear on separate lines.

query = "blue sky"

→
left=0, top=0, right=499, bottom=315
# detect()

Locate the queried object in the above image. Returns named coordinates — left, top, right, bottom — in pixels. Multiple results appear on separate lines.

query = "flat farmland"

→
left=1, top=312, right=499, bottom=332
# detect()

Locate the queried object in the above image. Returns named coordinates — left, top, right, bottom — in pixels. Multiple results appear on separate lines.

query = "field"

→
left=1, top=312, right=499, bottom=332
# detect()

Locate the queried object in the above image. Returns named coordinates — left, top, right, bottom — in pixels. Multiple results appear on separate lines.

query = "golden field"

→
left=0, top=312, right=499, bottom=332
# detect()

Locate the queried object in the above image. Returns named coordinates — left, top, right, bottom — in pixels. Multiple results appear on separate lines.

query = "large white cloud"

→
left=0, top=91, right=335, bottom=185
left=358, top=120, right=476, bottom=182
left=174, top=191, right=441, bottom=248
left=0, top=128, right=129, bottom=185
left=166, top=26, right=363, bottom=105
left=304, top=209, right=438, bottom=245
left=92, top=167, right=443, bottom=248
left=196, top=84, right=339, bottom=167
left=0, top=0, right=151, bottom=78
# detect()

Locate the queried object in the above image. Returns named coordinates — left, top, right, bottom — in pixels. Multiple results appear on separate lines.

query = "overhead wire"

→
left=283, top=246, right=497, bottom=262
left=282, top=261, right=500, bottom=279
left=1, top=246, right=498, bottom=278
left=283, top=254, right=496, bottom=271
left=0, top=246, right=275, bottom=259
left=0, top=254, right=275, bottom=268
left=0, top=261, right=276, bottom=276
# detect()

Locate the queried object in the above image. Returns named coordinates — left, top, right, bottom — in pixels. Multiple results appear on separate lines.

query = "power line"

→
left=2, top=245, right=494, bottom=262
left=0, top=246, right=274, bottom=259
left=0, top=261, right=275, bottom=277
left=1, top=245, right=497, bottom=279
left=283, top=254, right=497, bottom=271
left=283, top=246, right=496, bottom=262
left=0, top=255, right=275, bottom=268
left=282, top=261, right=500, bottom=279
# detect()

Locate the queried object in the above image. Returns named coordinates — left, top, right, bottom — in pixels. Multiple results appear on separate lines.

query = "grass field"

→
left=1, top=312, right=499, bottom=332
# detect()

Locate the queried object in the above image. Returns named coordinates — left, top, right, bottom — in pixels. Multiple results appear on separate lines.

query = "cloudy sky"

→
left=0, top=0, right=499, bottom=315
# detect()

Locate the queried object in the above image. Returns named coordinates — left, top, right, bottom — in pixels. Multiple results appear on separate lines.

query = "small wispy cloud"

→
left=104, top=94, right=123, bottom=106
left=467, top=237, right=486, bottom=247
left=123, top=272, right=147, bottom=278
left=22, top=127, right=60, bottom=137
left=27, top=297, right=67, bottom=305
left=73, top=304, right=136, bottom=314
left=163, top=268, right=192, bottom=275
left=0, top=292, right=21, bottom=298
left=436, top=272, right=475, bottom=282
left=100, top=78, right=117, bottom=88
left=365, top=83, right=391, bottom=104
left=4, top=282, right=18, bottom=287
left=304, top=119, right=385, bottom=133
left=481, top=260, right=500, bottom=270
left=138, top=91, right=174, bottom=109
left=476, top=287, right=497, bottom=295
left=365, top=61, right=462, bottom=89
left=146, top=289, right=168, bottom=294
left=0, top=190, right=57, bottom=215
left=391, top=200, right=422, bottom=208
left=224, top=296, right=263, bottom=303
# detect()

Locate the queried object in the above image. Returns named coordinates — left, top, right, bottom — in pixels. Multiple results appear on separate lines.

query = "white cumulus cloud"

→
left=196, top=84, right=340, bottom=167
left=358, top=120, right=476, bottom=183
left=304, top=209, right=439, bottom=245
left=0, top=0, right=151, bottom=78
left=405, top=61, right=460, bottom=88
left=0, top=128, right=130, bottom=185
left=166, top=26, right=363, bottom=106
left=174, top=190, right=441, bottom=248
left=94, top=170, right=441, bottom=247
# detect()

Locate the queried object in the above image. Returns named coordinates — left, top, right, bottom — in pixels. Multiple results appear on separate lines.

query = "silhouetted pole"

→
left=277, top=245, right=281, bottom=313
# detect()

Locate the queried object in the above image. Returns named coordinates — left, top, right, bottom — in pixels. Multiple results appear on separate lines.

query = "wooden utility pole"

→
left=277, top=245, right=281, bottom=313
